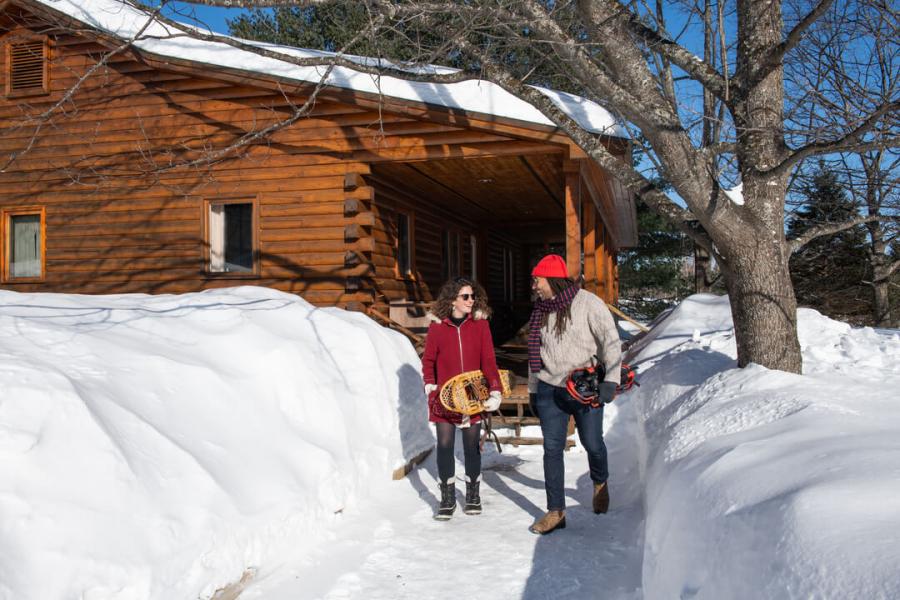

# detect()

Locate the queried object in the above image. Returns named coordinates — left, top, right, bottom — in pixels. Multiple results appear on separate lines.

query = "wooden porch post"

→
left=563, top=160, right=582, bottom=279
left=595, top=222, right=608, bottom=301
left=582, top=200, right=597, bottom=294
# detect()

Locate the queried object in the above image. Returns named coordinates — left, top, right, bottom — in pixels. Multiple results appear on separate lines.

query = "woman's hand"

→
left=483, top=390, right=502, bottom=412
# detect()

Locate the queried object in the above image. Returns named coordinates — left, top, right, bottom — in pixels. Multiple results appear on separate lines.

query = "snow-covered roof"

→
left=29, top=0, right=626, bottom=137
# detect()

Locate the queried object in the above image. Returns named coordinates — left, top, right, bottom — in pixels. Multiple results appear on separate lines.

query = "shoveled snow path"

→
left=240, top=399, right=645, bottom=600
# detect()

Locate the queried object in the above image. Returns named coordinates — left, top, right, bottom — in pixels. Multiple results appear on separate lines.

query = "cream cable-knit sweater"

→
left=528, top=289, right=623, bottom=392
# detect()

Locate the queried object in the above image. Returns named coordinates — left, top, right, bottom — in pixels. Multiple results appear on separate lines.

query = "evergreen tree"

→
left=788, top=167, right=870, bottom=322
left=228, top=5, right=433, bottom=61
left=227, top=2, right=583, bottom=94
left=618, top=200, right=693, bottom=318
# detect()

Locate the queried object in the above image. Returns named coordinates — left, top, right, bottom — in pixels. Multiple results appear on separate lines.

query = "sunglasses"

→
left=457, top=293, right=477, bottom=301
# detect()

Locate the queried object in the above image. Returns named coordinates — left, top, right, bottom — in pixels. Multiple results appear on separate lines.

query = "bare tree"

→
left=8, top=0, right=900, bottom=372
left=843, top=150, right=899, bottom=327
left=785, top=0, right=899, bottom=327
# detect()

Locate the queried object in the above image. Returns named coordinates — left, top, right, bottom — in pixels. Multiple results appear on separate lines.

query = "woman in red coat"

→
left=422, top=277, right=502, bottom=520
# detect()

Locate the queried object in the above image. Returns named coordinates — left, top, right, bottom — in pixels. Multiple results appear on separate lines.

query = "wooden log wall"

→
left=0, top=16, right=556, bottom=308
left=365, top=167, right=483, bottom=309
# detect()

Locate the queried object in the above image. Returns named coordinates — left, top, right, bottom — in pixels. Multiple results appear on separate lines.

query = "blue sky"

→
left=158, top=2, right=248, bottom=34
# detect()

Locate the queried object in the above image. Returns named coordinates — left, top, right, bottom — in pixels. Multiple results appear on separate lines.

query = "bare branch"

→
left=171, top=0, right=329, bottom=6
left=745, top=0, right=835, bottom=86
left=768, top=99, right=900, bottom=178
left=447, top=36, right=711, bottom=250
left=1, top=5, right=161, bottom=171
left=789, top=214, right=899, bottom=254
left=586, top=0, right=731, bottom=101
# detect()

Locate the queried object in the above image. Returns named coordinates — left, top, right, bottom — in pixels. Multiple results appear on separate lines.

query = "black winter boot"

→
left=464, top=475, right=482, bottom=515
left=435, top=481, right=456, bottom=520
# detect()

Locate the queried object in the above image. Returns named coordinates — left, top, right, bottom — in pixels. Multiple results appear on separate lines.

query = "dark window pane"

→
left=397, top=213, right=410, bottom=275
left=224, top=203, right=253, bottom=272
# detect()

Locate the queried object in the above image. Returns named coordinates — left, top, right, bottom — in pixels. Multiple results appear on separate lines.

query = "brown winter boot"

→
left=529, top=510, right=566, bottom=535
left=593, top=481, right=610, bottom=514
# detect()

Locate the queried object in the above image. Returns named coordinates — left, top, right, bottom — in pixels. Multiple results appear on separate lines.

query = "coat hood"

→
left=426, top=310, right=488, bottom=323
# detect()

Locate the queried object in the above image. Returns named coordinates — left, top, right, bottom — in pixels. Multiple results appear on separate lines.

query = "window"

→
left=442, top=230, right=461, bottom=280
left=3, top=207, right=45, bottom=281
left=396, top=211, right=414, bottom=278
left=502, top=248, right=515, bottom=303
left=205, top=200, right=257, bottom=275
left=5, top=37, right=48, bottom=96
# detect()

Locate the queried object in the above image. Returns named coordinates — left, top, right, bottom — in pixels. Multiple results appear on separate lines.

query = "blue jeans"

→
left=535, top=380, right=608, bottom=511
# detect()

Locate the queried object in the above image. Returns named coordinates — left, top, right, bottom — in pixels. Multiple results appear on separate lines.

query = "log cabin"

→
left=0, top=0, right=637, bottom=343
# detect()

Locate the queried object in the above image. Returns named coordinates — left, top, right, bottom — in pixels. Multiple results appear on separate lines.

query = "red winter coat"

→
left=421, top=313, right=501, bottom=425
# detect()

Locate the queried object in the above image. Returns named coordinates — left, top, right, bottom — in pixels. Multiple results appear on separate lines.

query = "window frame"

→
left=4, top=34, right=50, bottom=98
left=2, top=206, right=46, bottom=283
left=442, top=229, right=462, bottom=281
left=202, top=197, right=260, bottom=278
left=394, top=210, right=416, bottom=280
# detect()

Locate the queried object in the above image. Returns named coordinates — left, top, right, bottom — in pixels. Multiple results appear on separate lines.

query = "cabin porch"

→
left=359, top=150, right=633, bottom=444
left=363, top=150, right=628, bottom=345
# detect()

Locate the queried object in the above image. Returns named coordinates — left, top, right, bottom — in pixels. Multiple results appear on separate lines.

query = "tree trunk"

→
left=872, top=274, right=893, bottom=327
left=722, top=0, right=802, bottom=373
left=869, top=248, right=896, bottom=328
left=863, top=165, right=895, bottom=328
left=695, top=244, right=712, bottom=293
left=723, top=238, right=802, bottom=372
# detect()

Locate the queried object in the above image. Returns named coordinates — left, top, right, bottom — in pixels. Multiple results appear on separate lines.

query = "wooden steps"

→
left=493, top=382, right=575, bottom=449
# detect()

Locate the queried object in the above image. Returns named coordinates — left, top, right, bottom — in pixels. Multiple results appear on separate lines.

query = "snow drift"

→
left=0, top=286, right=432, bottom=600
left=631, top=295, right=900, bottom=599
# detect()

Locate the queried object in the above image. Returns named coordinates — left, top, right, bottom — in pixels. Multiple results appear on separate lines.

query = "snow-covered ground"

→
left=1, top=288, right=898, bottom=599
left=632, top=295, right=900, bottom=599
left=0, top=287, right=431, bottom=600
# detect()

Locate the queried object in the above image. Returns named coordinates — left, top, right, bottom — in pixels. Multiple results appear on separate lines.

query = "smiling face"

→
left=531, top=276, right=553, bottom=301
left=451, top=285, right=475, bottom=318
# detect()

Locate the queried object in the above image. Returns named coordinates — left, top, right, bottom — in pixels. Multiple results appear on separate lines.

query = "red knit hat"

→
left=531, top=254, right=569, bottom=278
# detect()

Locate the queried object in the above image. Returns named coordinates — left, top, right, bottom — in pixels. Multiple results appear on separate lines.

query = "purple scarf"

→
left=528, top=284, right=579, bottom=373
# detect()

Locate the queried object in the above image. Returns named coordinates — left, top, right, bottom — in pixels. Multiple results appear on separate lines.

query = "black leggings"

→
left=435, top=421, right=482, bottom=484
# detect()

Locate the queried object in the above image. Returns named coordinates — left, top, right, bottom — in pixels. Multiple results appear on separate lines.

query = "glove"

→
left=529, top=393, right=539, bottom=418
left=425, top=383, right=437, bottom=398
left=598, top=381, right=617, bottom=404
left=483, top=391, right=502, bottom=412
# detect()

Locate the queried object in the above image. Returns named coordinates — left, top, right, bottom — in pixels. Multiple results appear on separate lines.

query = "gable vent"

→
left=9, top=40, right=46, bottom=92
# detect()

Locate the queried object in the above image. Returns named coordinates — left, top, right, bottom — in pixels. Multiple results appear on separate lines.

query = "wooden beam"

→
left=582, top=200, right=596, bottom=292
left=391, top=447, right=433, bottom=480
left=563, top=160, right=581, bottom=279
left=595, top=218, right=607, bottom=300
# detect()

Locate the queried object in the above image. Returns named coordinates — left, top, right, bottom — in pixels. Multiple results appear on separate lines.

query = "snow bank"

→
left=632, top=294, right=900, bottom=598
left=0, top=286, right=431, bottom=600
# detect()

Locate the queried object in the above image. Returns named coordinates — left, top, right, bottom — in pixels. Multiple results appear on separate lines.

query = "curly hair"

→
left=431, top=277, right=492, bottom=320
